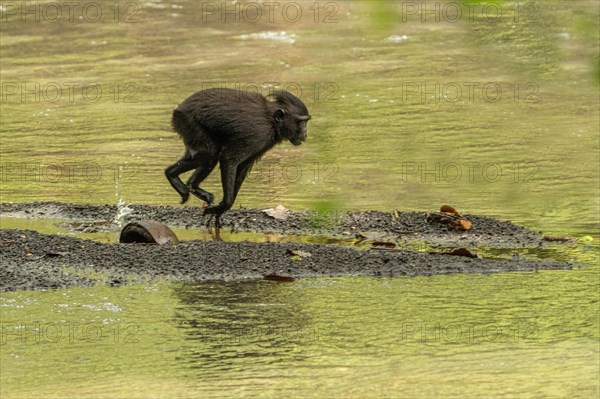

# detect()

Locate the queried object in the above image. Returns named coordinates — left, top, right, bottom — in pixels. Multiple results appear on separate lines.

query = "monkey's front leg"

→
left=204, top=203, right=226, bottom=229
left=203, top=161, right=237, bottom=224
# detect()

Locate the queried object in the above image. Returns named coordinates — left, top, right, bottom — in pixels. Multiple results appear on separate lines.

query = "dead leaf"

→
left=427, top=212, right=472, bottom=231
left=543, top=236, right=574, bottom=243
left=457, top=220, right=472, bottom=231
left=262, top=204, right=290, bottom=220
left=440, top=205, right=461, bottom=217
left=449, top=248, right=477, bottom=258
left=263, top=274, right=295, bottom=282
left=371, top=241, right=396, bottom=249
left=429, top=248, right=477, bottom=258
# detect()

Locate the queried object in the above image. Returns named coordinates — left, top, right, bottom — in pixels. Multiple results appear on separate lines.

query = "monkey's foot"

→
left=203, top=202, right=227, bottom=216
left=189, top=188, right=214, bottom=205
left=179, top=191, right=190, bottom=204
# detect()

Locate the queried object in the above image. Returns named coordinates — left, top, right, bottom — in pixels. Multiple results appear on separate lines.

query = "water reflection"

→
left=166, top=272, right=599, bottom=395
left=171, top=281, right=338, bottom=372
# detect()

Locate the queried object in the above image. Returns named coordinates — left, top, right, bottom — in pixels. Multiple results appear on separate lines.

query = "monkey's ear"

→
left=275, top=109, right=286, bottom=123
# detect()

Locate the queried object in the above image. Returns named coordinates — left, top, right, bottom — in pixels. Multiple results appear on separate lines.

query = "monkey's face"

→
left=270, top=91, right=311, bottom=145
left=290, top=116, right=311, bottom=146
left=275, top=109, right=311, bottom=146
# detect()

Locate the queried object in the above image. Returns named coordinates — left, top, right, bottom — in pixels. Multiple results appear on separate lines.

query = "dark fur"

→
left=165, top=88, right=311, bottom=223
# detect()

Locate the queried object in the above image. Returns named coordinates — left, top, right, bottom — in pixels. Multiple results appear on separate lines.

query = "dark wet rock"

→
left=120, top=220, right=179, bottom=245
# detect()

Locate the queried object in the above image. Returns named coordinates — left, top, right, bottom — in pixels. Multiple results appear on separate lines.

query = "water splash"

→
left=113, top=198, right=133, bottom=227
left=113, top=164, right=133, bottom=226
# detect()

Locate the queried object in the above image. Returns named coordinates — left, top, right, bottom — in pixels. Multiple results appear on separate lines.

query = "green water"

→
left=2, top=272, right=598, bottom=398
left=1, top=0, right=599, bottom=397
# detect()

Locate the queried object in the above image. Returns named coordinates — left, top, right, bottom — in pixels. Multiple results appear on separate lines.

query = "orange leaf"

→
left=440, top=205, right=461, bottom=217
left=458, top=220, right=472, bottom=231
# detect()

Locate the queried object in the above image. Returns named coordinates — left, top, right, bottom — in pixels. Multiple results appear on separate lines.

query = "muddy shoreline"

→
left=1, top=202, right=574, bottom=291
left=1, top=201, right=548, bottom=245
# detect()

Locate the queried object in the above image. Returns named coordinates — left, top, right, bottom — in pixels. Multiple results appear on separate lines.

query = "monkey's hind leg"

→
left=186, top=156, right=218, bottom=205
left=165, top=153, right=204, bottom=204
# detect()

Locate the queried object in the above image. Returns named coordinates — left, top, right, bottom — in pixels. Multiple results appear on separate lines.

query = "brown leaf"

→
left=429, top=247, right=477, bottom=258
left=371, top=241, right=396, bottom=249
left=440, top=205, right=461, bottom=217
left=449, top=248, right=477, bottom=258
left=263, top=274, right=295, bottom=282
left=543, top=236, right=574, bottom=243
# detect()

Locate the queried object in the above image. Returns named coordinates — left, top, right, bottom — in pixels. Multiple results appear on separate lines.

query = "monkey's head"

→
left=271, top=91, right=311, bottom=146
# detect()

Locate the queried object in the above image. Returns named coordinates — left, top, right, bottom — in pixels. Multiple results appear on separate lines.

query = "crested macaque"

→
left=165, top=88, right=311, bottom=226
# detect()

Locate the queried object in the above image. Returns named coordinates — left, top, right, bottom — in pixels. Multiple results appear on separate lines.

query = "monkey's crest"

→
left=269, top=90, right=310, bottom=116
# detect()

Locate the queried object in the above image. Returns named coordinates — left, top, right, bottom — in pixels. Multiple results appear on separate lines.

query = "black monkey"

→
left=165, top=88, right=311, bottom=226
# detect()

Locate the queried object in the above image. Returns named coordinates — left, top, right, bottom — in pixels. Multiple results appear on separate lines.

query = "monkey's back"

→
left=172, top=88, right=275, bottom=147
